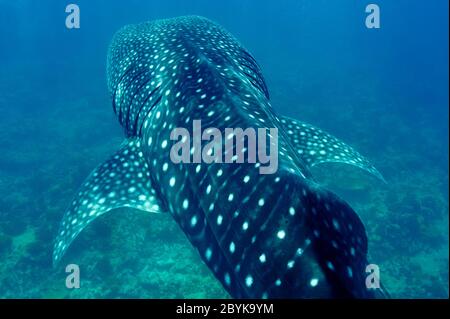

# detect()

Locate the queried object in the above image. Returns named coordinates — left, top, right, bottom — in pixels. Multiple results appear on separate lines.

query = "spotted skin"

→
left=279, top=116, right=386, bottom=182
left=54, top=16, right=385, bottom=298
left=53, top=139, right=165, bottom=263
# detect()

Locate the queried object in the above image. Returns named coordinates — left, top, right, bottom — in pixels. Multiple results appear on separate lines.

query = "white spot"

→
left=245, top=275, right=253, bottom=287
left=310, top=278, right=319, bottom=287
left=229, top=242, right=235, bottom=253
left=258, top=198, right=265, bottom=207
left=217, top=215, right=223, bottom=225
left=347, top=266, right=353, bottom=278
left=332, top=218, right=340, bottom=230
left=242, top=221, right=249, bottom=231
left=224, top=273, right=231, bottom=285
left=182, top=199, right=189, bottom=210
left=289, top=207, right=295, bottom=216
left=327, top=261, right=335, bottom=271
left=259, top=254, right=266, bottom=263
left=190, top=215, right=198, bottom=227
left=169, top=177, right=176, bottom=187
left=277, top=230, right=286, bottom=239
left=205, top=248, right=212, bottom=261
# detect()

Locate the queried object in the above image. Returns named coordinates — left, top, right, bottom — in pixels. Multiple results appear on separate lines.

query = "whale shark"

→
left=53, top=16, right=386, bottom=298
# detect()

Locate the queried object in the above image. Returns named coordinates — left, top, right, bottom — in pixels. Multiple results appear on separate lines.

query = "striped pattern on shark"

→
left=53, top=16, right=386, bottom=298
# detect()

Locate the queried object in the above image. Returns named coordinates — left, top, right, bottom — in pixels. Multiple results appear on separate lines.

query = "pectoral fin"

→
left=53, top=138, right=165, bottom=265
left=280, top=116, right=385, bottom=182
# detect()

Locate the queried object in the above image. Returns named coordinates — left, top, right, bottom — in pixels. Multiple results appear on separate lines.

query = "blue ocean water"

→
left=0, top=0, right=448, bottom=298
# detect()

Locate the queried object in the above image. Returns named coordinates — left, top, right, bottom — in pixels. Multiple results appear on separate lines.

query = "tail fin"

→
left=302, top=182, right=380, bottom=298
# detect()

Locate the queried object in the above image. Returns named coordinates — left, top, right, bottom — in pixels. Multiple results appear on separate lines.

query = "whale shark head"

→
left=53, top=16, right=387, bottom=298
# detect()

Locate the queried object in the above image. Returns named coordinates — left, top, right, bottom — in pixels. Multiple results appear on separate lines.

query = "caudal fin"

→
left=302, top=182, right=381, bottom=298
